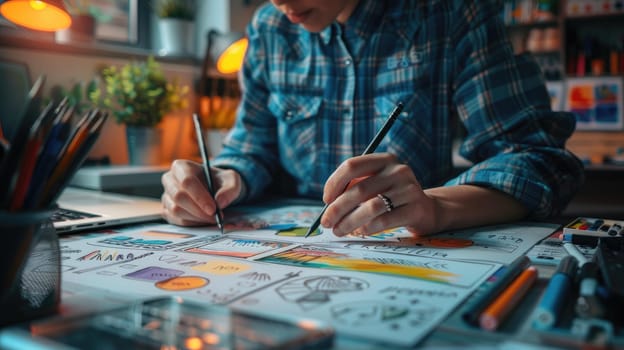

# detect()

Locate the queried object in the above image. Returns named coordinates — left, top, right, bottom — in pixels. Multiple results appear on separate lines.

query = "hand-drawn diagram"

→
left=324, top=222, right=558, bottom=264
left=155, top=276, right=209, bottom=291
left=183, top=237, right=292, bottom=258
left=228, top=269, right=483, bottom=347
left=258, top=245, right=496, bottom=288
left=57, top=213, right=550, bottom=347
left=89, top=230, right=218, bottom=250
left=224, top=205, right=413, bottom=241
left=275, top=276, right=369, bottom=310
left=123, top=266, right=184, bottom=282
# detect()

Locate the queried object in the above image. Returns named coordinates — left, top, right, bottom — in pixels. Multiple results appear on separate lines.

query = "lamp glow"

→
left=216, top=37, right=248, bottom=74
left=0, top=0, right=72, bottom=32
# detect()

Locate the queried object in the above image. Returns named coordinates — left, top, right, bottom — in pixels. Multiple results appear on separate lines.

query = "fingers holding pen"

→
left=321, top=153, right=419, bottom=235
left=161, top=160, right=245, bottom=226
left=162, top=160, right=216, bottom=224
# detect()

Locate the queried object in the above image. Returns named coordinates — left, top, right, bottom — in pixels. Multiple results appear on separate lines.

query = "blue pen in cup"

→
left=533, top=255, right=578, bottom=330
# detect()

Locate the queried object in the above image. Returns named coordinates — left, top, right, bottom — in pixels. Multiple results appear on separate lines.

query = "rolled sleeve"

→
left=448, top=1, right=584, bottom=218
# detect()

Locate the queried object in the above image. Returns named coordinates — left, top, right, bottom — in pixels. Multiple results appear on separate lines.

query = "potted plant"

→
left=90, top=56, right=189, bottom=164
left=153, top=0, right=196, bottom=56
left=55, top=0, right=101, bottom=43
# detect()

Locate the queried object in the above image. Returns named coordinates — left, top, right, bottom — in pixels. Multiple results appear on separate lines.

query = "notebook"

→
left=53, top=187, right=163, bottom=234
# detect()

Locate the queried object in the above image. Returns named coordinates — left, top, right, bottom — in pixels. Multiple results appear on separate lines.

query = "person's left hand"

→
left=320, top=153, right=437, bottom=237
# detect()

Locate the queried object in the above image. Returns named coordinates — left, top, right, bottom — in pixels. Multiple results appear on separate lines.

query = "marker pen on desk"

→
left=575, top=261, right=605, bottom=319
left=479, top=266, right=538, bottom=331
left=533, top=255, right=578, bottom=330
left=563, top=242, right=588, bottom=266
left=461, top=255, right=531, bottom=326
left=607, top=223, right=623, bottom=236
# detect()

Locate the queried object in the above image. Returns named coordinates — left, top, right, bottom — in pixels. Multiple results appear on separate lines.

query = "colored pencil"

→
left=479, top=266, right=538, bottom=331
left=461, top=255, right=531, bottom=325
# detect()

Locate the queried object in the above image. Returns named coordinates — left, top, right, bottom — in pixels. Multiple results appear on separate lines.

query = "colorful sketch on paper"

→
left=275, top=276, right=369, bottom=310
left=225, top=206, right=322, bottom=230
left=78, top=249, right=145, bottom=262
left=259, top=246, right=457, bottom=284
left=275, top=226, right=321, bottom=237
left=123, top=266, right=184, bottom=282
left=88, top=230, right=214, bottom=250
left=192, top=260, right=251, bottom=275
left=183, top=238, right=291, bottom=258
left=400, top=237, right=474, bottom=248
left=155, top=276, right=209, bottom=291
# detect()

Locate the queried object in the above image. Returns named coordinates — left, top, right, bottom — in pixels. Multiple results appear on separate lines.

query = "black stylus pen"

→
left=304, top=101, right=404, bottom=238
left=193, top=113, right=224, bottom=234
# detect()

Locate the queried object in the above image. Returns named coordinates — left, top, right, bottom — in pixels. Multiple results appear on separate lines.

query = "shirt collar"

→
left=318, top=0, right=386, bottom=45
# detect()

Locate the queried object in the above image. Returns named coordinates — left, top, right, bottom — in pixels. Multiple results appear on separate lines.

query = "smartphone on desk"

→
left=0, top=296, right=334, bottom=350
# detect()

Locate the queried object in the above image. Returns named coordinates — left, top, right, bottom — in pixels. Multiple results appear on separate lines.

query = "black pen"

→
left=304, top=101, right=404, bottom=238
left=193, top=113, right=224, bottom=234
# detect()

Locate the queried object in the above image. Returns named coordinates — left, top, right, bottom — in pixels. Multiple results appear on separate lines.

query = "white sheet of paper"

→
left=60, top=222, right=499, bottom=347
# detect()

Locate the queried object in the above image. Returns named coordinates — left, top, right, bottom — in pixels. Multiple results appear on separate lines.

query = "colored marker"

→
left=479, top=266, right=538, bottom=331
left=575, top=261, right=604, bottom=319
left=589, top=219, right=604, bottom=231
left=563, top=242, right=588, bottom=266
left=461, top=255, right=531, bottom=326
left=533, top=255, right=578, bottom=330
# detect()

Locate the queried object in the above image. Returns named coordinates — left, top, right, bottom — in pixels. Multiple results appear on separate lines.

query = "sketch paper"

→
left=317, top=222, right=558, bottom=265
left=59, top=223, right=498, bottom=347
left=223, top=205, right=413, bottom=242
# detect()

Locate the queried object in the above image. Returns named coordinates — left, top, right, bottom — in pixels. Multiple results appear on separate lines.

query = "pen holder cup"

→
left=0, top=208, right=60, bottom=327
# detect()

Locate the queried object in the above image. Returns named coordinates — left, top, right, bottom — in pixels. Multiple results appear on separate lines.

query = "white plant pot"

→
left=126, top=126, right=163, bottom=165
left=156, top=18, right=195, bottom=56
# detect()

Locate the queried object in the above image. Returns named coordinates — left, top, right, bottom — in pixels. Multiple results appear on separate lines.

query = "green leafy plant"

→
left=48, top=79, right=98, bottom=116
left=90, top=56, right=189, bottom=127
left=154, top=0, right=195, bottom=20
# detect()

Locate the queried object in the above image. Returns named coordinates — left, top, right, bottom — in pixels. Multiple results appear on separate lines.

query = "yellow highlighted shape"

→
left=192, top=260, right=250, bottom=275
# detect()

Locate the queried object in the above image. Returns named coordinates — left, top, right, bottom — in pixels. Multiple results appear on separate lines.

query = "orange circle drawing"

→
left=155, top=276, right=209, bottom=291
left=425, top=238, right=473, bottom=248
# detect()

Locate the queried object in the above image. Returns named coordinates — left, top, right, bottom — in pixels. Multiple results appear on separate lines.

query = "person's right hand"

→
left=161, top=159, right=243, bottom=226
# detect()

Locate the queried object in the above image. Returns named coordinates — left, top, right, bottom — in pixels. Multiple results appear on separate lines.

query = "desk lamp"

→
left=205, top=29, right=248, bottom=75
left=0, top=0, right=72, bottom=31
left=198, top=30, right=248, bottom=126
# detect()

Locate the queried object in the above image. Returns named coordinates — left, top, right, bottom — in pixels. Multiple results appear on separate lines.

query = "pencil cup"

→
left=0, top=209, right=60, bottom=326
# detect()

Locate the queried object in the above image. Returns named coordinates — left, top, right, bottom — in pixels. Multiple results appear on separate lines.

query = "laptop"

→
left=53, top=187, right=163, bottom=234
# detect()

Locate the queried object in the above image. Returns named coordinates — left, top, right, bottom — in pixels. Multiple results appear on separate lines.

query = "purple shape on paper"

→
left=124, top=266, right=184, bottom=282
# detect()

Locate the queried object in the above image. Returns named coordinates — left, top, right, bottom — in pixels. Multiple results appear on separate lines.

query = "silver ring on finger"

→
left=377, top=194, right=394, bottom=212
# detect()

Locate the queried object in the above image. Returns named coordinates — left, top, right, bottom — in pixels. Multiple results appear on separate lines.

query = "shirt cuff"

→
left=212, top=156, right=272, bottom=203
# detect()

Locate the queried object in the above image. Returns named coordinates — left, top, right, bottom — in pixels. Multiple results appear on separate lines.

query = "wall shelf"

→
left=0, top=27, right=199, bottom=66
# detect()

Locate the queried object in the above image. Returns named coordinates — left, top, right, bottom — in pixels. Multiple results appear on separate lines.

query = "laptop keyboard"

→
left=52, top=208, right=101, bottom=222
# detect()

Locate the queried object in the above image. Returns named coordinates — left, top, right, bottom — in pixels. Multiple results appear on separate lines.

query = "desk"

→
left=2, top=202, right=622, bottom=349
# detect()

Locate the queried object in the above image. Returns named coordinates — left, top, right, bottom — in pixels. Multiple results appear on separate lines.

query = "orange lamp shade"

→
left=216, top=37, right=248, bottom=74
left=0, top=0, right=72, bottom=32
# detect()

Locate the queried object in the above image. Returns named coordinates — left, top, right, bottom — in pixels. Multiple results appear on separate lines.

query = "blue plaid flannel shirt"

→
left=213, top=0, right=584, bottom=218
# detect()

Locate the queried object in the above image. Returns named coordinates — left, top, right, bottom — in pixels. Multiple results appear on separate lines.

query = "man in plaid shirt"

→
left=162, top=0, right=583, bottom=237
